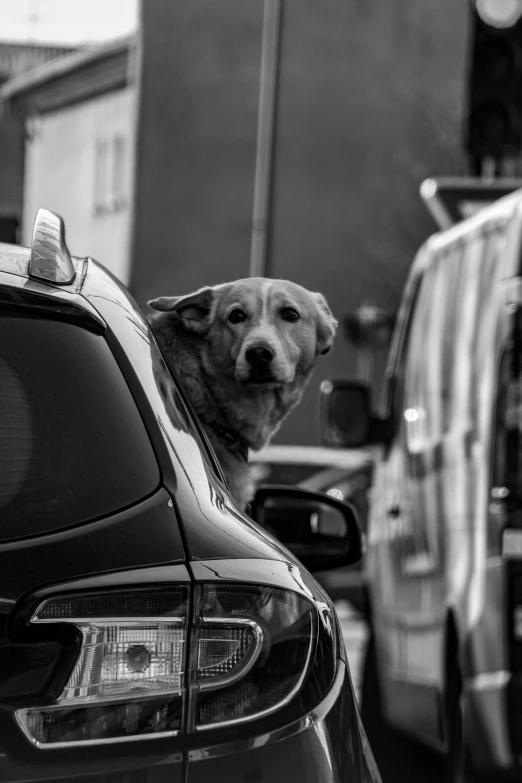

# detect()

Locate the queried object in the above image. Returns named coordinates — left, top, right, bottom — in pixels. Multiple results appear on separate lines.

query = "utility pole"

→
left=249, top=0, right=284, bottom=278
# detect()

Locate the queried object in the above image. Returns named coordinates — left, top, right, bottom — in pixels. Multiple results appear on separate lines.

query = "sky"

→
left=0, top=0, right=139, bottom=46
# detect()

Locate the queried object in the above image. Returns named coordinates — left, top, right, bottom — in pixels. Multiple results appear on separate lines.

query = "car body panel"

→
left=190, top=557, right=330, bottom=606
left=0, top=489, right=184, bottom=603
left=187, top=660, right=380, bottom=783
left=0, top=749, right=184, bottom=783
left=0, top=240, right=381, bottom=782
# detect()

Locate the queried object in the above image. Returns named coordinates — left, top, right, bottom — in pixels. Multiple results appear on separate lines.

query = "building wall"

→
left=266, top=0, right=469, bottom=444
left=132, top=0, right=469, bottom=445
left=130, top=0, right=263, bottom=303
left=22, top=86, right=136, bottom=284
left=0, top=42, right=75, bottom=237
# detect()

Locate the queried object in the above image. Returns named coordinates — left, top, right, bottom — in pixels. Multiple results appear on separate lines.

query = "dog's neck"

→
left=192, top=373, right=268, bottom=451
left=176, top=349, right=303, bottom=452
left=202, top=419, right=250, bottom=462
left=198, top=369, right=307, bottom=452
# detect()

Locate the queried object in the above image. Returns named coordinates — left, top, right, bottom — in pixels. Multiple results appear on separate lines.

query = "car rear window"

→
left=0, top=316, right=160, bottom=540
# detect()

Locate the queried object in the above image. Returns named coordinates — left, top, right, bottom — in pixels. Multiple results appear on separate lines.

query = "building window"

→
left=94, top=135, right=127, bottom=215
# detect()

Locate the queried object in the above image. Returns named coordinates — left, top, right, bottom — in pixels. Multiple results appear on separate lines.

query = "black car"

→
left=0, top=209, right=381, bottom=783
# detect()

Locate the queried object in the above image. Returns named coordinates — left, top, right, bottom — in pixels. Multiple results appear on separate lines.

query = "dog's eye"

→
left=228, top=309, right=247, bottom=324
left=281, top=308, right=300, bottom=322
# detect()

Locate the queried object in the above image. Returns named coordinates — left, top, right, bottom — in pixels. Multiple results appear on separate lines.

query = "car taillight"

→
left=190, top=585, right=315, bottom=730
left=16, top=588, right=188, bottom=748
left=14, top=583, right=336, bottom=748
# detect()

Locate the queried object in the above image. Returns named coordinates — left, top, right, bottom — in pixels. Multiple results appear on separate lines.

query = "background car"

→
left=250, top=444, right=375, bottom=612
left=0, top=209, right=381, bottom=783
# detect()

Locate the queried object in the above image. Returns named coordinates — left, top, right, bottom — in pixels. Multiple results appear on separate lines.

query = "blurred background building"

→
left=0, top=0, right=469, bottom=444
left=0, top=40, right=75, bottom=243
left=1, top=37, right=137, bottom=284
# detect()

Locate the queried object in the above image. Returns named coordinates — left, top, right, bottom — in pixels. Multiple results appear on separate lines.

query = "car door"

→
left=397, top=242, right=465, bottom=727
left=366, top=261, right=425, bottom=698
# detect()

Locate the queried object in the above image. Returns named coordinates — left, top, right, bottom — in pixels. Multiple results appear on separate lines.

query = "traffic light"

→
left=465, top=0, right=522, bottom=170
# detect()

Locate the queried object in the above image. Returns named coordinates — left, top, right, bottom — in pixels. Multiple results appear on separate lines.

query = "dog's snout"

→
left=246, top=346, right=273, bottom=367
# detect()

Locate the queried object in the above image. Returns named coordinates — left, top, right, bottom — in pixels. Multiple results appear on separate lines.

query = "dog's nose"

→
left=246, top=346, right=273, bottom=367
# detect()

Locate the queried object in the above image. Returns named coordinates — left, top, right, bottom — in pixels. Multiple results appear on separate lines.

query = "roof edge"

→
left=0, top=33, right=135, bottom=102
left=0, top=39, right=76, bottom=51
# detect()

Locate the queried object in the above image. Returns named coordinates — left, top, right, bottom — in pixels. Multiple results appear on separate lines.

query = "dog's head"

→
left=148, top=278, right=337, bottom=389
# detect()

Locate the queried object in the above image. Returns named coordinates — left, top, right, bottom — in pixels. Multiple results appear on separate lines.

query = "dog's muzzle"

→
left=236, top=339, right=293, bottom=387
left=245, top=346, right=273, bottom=368
left=239, top=344, right=278, bottom=385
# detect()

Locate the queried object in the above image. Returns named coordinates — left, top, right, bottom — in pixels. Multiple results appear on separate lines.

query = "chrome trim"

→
left=502, top=529, right=522, bottom=559
left=29, top=208, right=76, bottom=285
left=197, top=616, right=264, bottom=693
left=196, top=610, right=314, bottom=731
left=32, top=612, right=186, bottom=624
left=466, top=671, right=511, bottom=691
left=504, top=276, right=522, bottom=308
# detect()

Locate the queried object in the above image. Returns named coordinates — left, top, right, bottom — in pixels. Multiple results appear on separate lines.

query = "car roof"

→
left=0, top=242, right=84, bottom=286
left=249, top=444, right=375, bottom=470
left=0, top=209, right=89, bottom=297
left=0, top=243, right=88, bottom=302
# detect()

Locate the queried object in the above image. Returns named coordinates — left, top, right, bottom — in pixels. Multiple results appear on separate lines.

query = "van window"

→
left=404, top=259, right=441, bottom=452
left=0, top=316, right=160, bottom=541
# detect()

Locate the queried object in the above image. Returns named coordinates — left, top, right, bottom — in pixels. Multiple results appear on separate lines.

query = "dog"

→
left=147, top=278, right=337, bottom=509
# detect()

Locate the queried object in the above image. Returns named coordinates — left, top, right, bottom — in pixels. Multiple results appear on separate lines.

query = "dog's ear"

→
left=148, top=287, right=216, bottom=335
left=313, top=292, right=338, bottom=356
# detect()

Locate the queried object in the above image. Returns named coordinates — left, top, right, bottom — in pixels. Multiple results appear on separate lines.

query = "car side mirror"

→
left=319, top=379, right=389, bottom=448
left=250, top=485, right=362, bottom=572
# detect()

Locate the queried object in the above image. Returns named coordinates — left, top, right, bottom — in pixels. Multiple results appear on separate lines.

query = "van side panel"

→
left=367, top=199, right=522, bottom=760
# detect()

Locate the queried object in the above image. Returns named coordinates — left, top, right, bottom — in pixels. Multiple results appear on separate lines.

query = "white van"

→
left=321, top=187, right=522, bottom=782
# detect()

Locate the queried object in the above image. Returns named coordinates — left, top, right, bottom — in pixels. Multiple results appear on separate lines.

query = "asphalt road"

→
left=335, top=600, right=445, bottom=783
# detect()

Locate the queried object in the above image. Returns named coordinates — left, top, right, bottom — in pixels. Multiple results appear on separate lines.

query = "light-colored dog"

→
left=148, top=278, right=337, bottom=508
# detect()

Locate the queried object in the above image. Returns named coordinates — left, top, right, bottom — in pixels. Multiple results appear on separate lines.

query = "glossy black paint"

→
left=0, top=489, right=184, bottom=603
left=0, top=250, right=380, bottom=782
left=186, top=661, right=380, bottom=783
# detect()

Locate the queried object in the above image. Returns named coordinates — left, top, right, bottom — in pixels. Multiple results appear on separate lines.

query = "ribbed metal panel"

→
left=0, top=42, right=74, bottom=83
left=3, top=41, right=134, bottom=115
